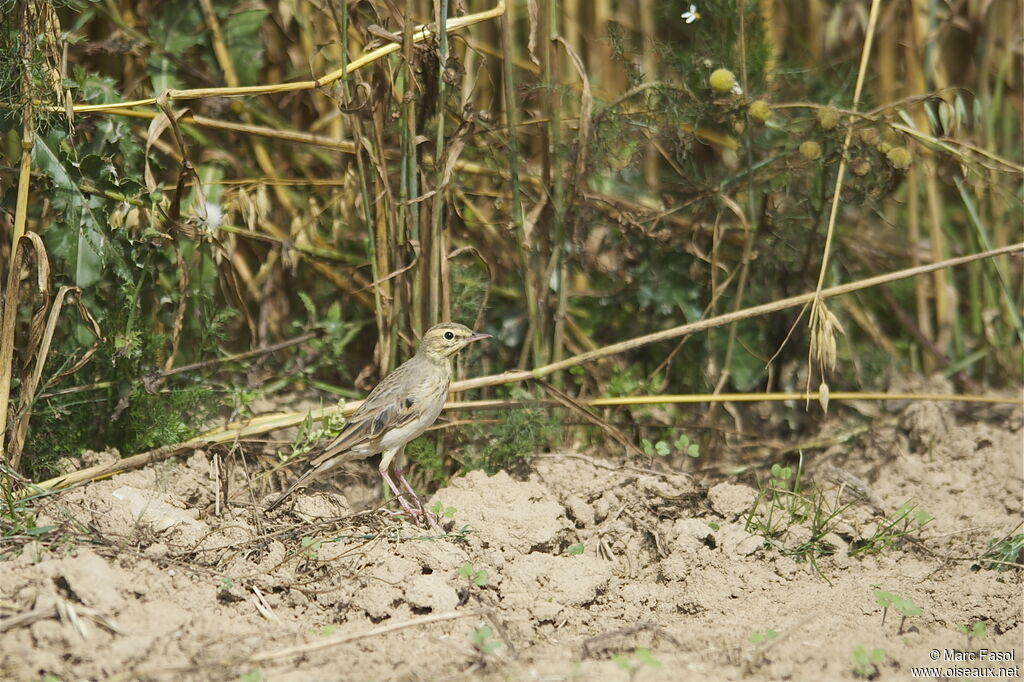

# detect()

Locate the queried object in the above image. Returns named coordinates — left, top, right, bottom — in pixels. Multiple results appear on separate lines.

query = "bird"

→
left=266, top=322, right=490, bottom=524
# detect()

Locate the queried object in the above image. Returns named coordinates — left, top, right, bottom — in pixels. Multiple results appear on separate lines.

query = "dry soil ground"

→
left=1, top=383, right=1021, bottom=681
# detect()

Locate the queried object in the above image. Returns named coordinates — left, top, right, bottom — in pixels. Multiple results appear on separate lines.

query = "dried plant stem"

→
left=455, top=243, right=1023, bottom=393
left=805, top=0, right=881, bottom=394
left=0, top=9, right=37, bottom=465
left=56, top=3, right=507, bottom=115
left=30, top=382, right=1023, bottom=495
left=400, top=0, right=421, bottom=347
left=28, top=242, right=1021, bottom=494
left=197, top=0, right=296, bottom=219
left=431, top=0, right=451, bottom=326
left=130, top=610, right=479, bottom=676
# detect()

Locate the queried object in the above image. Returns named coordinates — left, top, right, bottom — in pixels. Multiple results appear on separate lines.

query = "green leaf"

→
left=873, top=590, right=895, bottom=608
left=470, top=624, right=493, bottom=648
left=148, top=0, right=205, bottom=93
left=221, top=10, right=270, bottom=85
left=34, top=137, right=105, bottom=287
left=895, top=598, right=922, bottom=617
left=641, top=438, right=654, bottom=456
left=566, top=542, right=585, bottom=556
left=655, top=440, right=670, bottom=456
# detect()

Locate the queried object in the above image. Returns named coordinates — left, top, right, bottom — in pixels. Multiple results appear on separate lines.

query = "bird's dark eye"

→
left=444, top=331, right=455, bottom=340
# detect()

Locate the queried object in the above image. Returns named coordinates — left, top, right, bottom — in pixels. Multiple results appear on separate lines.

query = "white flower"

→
left=201, top=202, right=224, bottom=232
left=681, top=4, right=700, bottom=23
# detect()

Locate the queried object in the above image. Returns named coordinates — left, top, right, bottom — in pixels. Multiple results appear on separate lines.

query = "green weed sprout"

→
left=459, top=562, right=488, bottom=587
left=852, top=646, right=886, bottom=678
left=958, top=621, right=988, bottom=648
left=874, top=590, right=923, bottom=634
left=750, top=630, right=778, bottom=644
left=612, top=648, right=662, bottom=679
left=982, top=532, right=1024, bottom=570
left=470, top=624, right=501, bottom=655
left=640, top=432, right=701, bottom=460
left=430, top=501, right=457, bottom=520
left=854, top=502, right=934, bottom=555
left=744, top=455, right=848, bottom=574
left=300, top=536, right=321, bottom=560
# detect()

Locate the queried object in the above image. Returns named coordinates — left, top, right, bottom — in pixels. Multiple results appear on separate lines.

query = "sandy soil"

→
left=2, top=388, right=1021, bottom=681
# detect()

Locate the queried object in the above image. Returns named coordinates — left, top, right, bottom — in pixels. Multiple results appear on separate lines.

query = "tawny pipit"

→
left=267, top=322, right=490, bottom=521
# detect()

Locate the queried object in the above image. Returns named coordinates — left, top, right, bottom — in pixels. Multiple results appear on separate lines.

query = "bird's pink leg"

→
left=379, top=467, right=422, bottom=519
left=378, top=448, right=440, bottom=531
left=379, top=465, right=439, bottom=531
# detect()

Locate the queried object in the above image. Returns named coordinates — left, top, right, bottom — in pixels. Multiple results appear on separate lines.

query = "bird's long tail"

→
left=266, top=455, right=343, bottom=511
left=265, top=470, right=312, bottom=511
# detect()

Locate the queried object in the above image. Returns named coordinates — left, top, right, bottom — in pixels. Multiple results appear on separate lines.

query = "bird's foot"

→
left=382, top=468, right=442, bottom=532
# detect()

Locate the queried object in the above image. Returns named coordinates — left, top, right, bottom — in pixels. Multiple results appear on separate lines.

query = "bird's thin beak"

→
left=468, top=331, right=492, bottom=343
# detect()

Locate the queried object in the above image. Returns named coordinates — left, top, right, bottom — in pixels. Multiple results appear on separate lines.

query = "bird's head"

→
left=417, top=322, right=491, bottom=362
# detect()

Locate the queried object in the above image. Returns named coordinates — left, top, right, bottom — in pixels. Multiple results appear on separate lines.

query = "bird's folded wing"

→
left=308, top=393, right=421, bottom=467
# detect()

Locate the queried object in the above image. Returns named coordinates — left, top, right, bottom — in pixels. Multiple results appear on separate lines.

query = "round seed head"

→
left=799, top=140, right=822, bottom=160
left=710, top=68, right=737, bottom=93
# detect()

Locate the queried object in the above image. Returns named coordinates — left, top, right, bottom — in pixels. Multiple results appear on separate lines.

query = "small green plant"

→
left=874, top=590, right=922, bottom=634
left=769, top=463, right=792, bottom=490
left=291, top=293, right=362, bottom=377
left=300, top=536, right=322, bottom=560
left=744, top=454, right=848, bottom=574
left=318, top=624, right=337, bottom=637
left=566, top=542, right=585, bottom=556
left=750, top=630, right=778, bottom=644
left=463, top=387, right=563, bottom=473
left=407, top=437, right=445, bottom=485
left=675, top=433, right=700, bottom=458
left=239, top=670, right=262, bottom=682
left=470, top=624, right=501, bottom=655
left=286, top=403, right=347, bottom=462
left=641, top=432, right=700, bottom=460
left=220, top=576, right=235, bottom=590
left=958, top=621, right=987, bottom=647
left=430, top=501, right=457, bottom=520
left=0, top=481, right=55, bottom=545
left=851, top=645, right=886, bottom=678
left=854, top=502, right=934, bottom=555
left=982, top=532, right=1024, bottom=571
left=459, top=562, right=488, bottom=587
left=641, top=438, right=671, bottom=457
left=612, top=648, right=662, bottom=680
